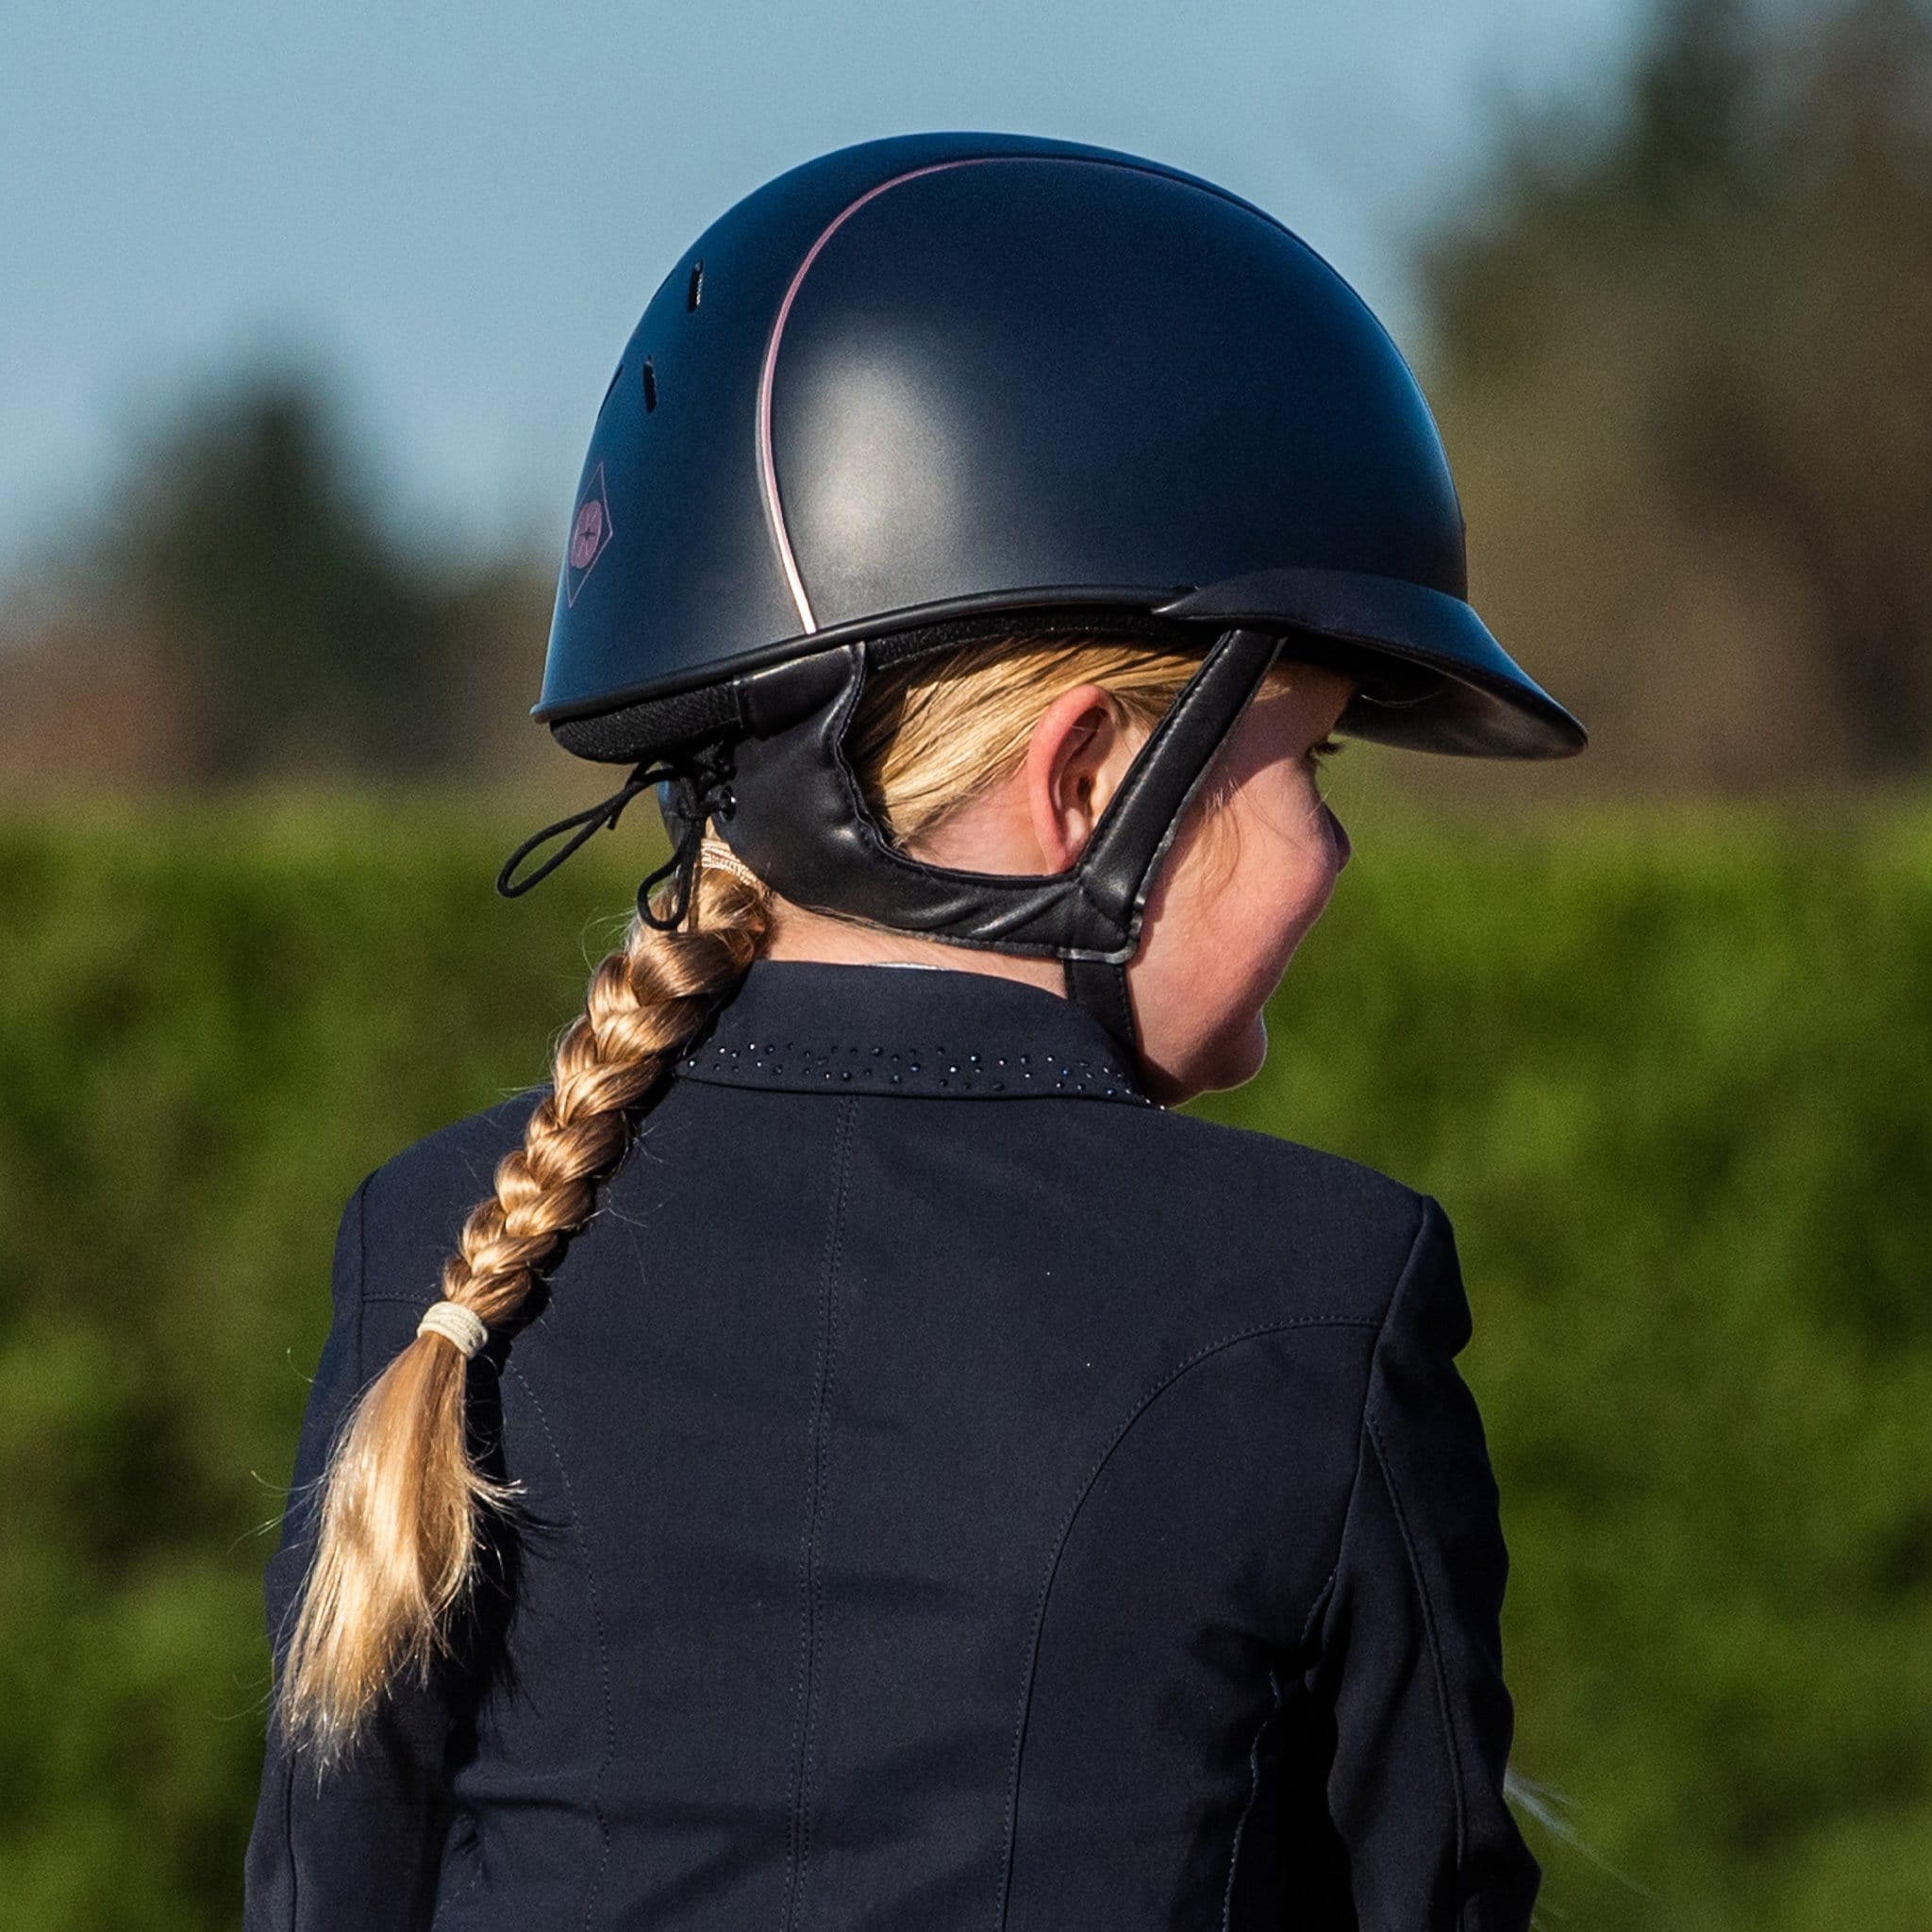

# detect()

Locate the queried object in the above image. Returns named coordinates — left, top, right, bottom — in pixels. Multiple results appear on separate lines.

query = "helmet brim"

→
left=1158, top=567, right=1586, bottom=760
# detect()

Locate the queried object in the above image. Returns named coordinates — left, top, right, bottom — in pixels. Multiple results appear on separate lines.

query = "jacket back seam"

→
left=781, top=1094, right=858, bottom=1932
left=993, top=1313, right=1380, bottom=1932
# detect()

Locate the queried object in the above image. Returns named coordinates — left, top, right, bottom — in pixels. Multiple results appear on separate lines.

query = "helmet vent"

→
left=642, top=357, right=658, bottom=412
left=687, top=259, right=705, bottom=310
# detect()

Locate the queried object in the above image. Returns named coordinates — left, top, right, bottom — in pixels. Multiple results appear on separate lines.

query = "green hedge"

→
left=1, top=793, right=1927, bottom=1930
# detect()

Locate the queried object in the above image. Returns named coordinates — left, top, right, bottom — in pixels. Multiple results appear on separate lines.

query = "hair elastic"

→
left=417, top=1301, right=490, bottom=1358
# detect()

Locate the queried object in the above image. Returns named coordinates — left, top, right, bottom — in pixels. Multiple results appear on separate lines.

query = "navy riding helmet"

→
left=501, top=131, right=1587, bottom=1059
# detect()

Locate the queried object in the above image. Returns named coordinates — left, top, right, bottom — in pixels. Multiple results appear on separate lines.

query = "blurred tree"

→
left=110, top=368, right=471, bottom=783
left=1419, top=0, right=1932, bottom=792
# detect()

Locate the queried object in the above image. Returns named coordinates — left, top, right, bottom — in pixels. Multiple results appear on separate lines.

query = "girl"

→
left=245, top=132, right=1584, bottom=1930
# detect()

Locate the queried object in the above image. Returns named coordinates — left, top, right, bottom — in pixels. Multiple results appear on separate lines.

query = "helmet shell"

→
left=537, top=130, right=1583, bottom=760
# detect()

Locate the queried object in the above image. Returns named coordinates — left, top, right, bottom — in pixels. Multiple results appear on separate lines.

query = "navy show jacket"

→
left=244, top=958, right=1540, bottom=1930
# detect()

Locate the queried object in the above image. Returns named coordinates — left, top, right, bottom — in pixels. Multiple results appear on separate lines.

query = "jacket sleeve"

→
left=1311, top=1193, right=1541, bottom=1932
left=242, top=1171, right=459, bottom=1931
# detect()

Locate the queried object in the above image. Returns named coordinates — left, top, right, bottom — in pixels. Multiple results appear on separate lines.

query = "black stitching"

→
left=782, top=1096, right=857, bottom=1931
left=994, top=1315, right=1381, bottom=1930
left=1312, top=1195, right=1432, bottom=1643
left=428, top=1817, right=488, bottom=1924
left=1301, top=1198, right=1463, bottom=1915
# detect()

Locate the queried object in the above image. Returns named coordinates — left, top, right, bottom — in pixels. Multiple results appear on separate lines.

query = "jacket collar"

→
left=673, top=958, right=1157, bottom=1106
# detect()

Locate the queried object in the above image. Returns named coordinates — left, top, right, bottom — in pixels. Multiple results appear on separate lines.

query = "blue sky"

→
left=3, top=0, right=1647, bottom=576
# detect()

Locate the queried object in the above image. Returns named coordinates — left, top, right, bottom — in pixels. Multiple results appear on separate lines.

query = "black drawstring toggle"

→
left=495, top=760, right=666, bottom=898
left=634, top=741, right=737, bottom=931
left=494, top=740, right=738, bottom=934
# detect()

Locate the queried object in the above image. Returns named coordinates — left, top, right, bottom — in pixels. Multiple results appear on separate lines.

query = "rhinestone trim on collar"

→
left=675, top=1036, right=1154, bottom=1104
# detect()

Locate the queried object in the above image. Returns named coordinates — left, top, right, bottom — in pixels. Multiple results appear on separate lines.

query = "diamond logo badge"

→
left=565, top=462, right=615, bottom=606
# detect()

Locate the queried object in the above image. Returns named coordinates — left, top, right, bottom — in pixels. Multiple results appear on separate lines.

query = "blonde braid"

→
left=276, top=850, right=770, bottom=1765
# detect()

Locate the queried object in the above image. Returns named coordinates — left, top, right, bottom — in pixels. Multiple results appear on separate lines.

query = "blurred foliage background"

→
left=2, top=0, right=1929, bottom=1926
left=3, top=799, right=1926, bottom=1931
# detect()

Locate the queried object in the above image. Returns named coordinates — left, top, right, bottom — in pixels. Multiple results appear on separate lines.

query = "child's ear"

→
left=1025, top=684, right=1126, bottom=871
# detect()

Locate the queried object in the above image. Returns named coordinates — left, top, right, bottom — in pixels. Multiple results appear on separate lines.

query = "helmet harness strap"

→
left=498, top=625, right=1279, bottom=1063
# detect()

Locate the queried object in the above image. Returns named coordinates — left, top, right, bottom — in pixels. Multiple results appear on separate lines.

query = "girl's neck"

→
left=759, top=897, right=1065, bottom=997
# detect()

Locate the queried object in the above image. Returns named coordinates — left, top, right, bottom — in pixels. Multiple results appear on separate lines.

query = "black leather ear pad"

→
left=679, top=626, right=1281, bottom=1059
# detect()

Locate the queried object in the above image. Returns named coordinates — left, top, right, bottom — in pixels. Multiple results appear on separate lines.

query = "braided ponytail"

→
left=276, top=851, right=771, bottom=1764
